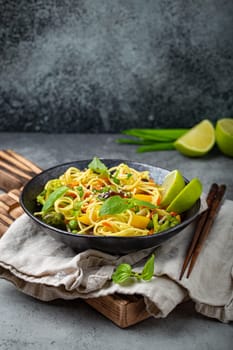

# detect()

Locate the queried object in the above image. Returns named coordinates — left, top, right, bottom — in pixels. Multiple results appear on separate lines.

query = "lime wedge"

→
left=174, top=120, right=215, bottom=157
left=160, top=170, right=185, bottom=207
left=167, top=178, right=202, bottom=214
left=215, top=118, right=233, bottom=157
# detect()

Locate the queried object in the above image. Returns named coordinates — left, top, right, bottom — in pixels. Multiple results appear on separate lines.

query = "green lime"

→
left=160, top=170, right=185, bottom=207
left=166, top=178, right=202, bottom=214
left=174, top=120, right=215, bottom=157
left=215, top=118, right=233, bottom=157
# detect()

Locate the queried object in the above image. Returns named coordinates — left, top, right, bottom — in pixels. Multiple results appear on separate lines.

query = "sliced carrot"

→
left=67, top=192, right=77, bottom=198
left=93, top=184, right=103, bottom=190
left=102, top=221, right=113, bottom=228
left=149, top=178, right=157, bottom=185
left=103, top=221, right=116, bottom=231
left=69, top=181, right=79, bottom=187
left=84, top=191, right=91, bottom=199
left=157, top=195, right=161, bottom=205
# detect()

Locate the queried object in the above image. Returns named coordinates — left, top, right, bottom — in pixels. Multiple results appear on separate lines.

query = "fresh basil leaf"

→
left=141, top=254, right=155, bottom=280
left=99, top=195, right=156, bottom=216
left=88, top=157, right=108, bottom=174
left=112, top=176, right=120, bottom=185
left=112, top=263, right=132, bottom=283
left=111, top=169, right=120, bottom=184
left=99, top=196, right=129, bottom=216
left=129, top=198, right=157, bottom=209
left=112, top=255, right=155, bottom=284
left=42, top=186, right=68, bottom=213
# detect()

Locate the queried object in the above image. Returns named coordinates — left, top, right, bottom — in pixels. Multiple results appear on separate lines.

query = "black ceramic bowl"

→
left=20, top=159, right=201, bottom=255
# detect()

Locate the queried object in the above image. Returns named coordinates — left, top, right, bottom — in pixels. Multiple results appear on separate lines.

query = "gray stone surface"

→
left=0, top=279, right=232, bottom=350
left=0, top=133, right=232, bottom=349
left=0, top=1, right=233, bottom=132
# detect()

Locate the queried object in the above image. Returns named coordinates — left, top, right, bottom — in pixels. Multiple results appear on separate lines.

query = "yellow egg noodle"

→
left=35, top=159, right=181, bottom=237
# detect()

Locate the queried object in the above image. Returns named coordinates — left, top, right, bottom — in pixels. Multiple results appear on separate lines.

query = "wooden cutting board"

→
left=0, top=150, right=154, bottom=328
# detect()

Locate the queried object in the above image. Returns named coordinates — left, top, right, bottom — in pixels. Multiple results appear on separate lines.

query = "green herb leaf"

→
left=130, top=198, right=156, bottom=209
left=112, top=255, right=155, bottom=284
left=111, top=264, right=132, bottom=284
left=99, top=196, right=129, bottom=216
left=99, top=196, right=157, bottom=216
left=141, top=254, right=155, bottom=280
left=137, top=142, right=175, bottom=153
left=42, top=186, right=68, bottom=213
left=88, top=157, right=108, bottom=174
left=112, top=169, right=120, bottom=185
left=122, top=128, right=188, bottom=141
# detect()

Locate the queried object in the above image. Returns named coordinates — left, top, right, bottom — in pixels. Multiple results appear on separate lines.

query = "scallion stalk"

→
left=122, top=128, right=188, bottom=142
left=137, top=142, right=175, bottom=153
left=117, top=138, right=159, bottom=145
left=117, top=127, right=189, bottom=152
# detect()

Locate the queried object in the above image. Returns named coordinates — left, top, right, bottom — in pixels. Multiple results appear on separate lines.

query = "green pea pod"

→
left=152, top=213, right=160, bottom=232
left=42, top=186, right=68, bottom=213
left=159, top=219, right=170, bottom=231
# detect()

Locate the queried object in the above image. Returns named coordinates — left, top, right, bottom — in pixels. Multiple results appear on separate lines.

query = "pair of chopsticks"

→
left=179, top=183, right=226, bottom=280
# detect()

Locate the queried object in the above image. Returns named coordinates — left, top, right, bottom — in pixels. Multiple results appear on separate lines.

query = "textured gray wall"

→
left=0, top=0, right=233, bottom=133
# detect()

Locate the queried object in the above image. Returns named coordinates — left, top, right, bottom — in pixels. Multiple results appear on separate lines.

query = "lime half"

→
left=174, top=120, right=215, bottom=157
left=167, top=178, right=202, bottom=214
left=215, top=118, right=233, bottom=157
left=160, top=170, right=185, bottom=207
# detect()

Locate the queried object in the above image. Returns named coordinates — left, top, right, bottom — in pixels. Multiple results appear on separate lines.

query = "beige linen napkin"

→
left=0, top=200, right=232, bottom=323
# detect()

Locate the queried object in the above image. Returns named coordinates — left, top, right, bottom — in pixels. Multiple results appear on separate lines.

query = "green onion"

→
left=117, top=128, right=189, bottom=152
left=137, top=142, right=175, bottom=153
left=122, top=128, right=188, bottom=141
left=117, top=138, right=157, bottom=145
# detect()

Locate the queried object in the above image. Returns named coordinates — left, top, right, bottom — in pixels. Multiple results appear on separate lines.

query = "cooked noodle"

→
left=34, top=160, right=181, bottom=236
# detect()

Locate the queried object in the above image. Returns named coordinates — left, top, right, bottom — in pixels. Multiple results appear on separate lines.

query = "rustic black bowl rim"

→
left=20, top=159, right=201, bottom=253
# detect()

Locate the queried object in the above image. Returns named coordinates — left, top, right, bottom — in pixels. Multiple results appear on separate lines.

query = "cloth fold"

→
left=0, top=199, right=232, bottom=323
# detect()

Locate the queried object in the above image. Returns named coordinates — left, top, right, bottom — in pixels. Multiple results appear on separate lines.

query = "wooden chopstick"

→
left=179, top=183, right=218, bottom=280
left=179, top=183, right=226, bottom=280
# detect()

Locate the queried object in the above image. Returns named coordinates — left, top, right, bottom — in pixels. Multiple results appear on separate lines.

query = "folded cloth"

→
left=0, top=199, right=232, bottom=323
